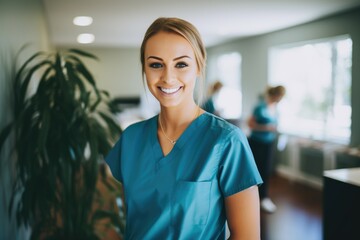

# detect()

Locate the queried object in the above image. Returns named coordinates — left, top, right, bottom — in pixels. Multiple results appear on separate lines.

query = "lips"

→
left=159, top=86, right=182, bottom=94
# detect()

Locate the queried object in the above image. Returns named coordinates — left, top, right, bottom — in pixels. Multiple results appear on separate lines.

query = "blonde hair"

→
left=140, top=17, right=207, bottom=104
left=265, top=85, right=286, bottom=103
left=211, top=81, right=223, bottom=94
left=266, top=85, right=286, bottom=98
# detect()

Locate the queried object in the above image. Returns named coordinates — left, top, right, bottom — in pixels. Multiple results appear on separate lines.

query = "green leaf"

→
left=17, top=59, right=52, bottom=106
left=14, top=51, right=46, bottom=83
left=68, top=48, right=99, bottom=61
left=100, top=90, right=110, bottom=98
left=75, top=62, right=97, bottom=87
left=0, top=122, right=13, bottom=152
left=98, top=111, right=122, bottom=140
left=37, top=108, right=51, bottom=151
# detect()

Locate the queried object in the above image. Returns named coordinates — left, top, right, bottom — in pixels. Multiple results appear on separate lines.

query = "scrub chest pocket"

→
left=171, top=180, right=212, bottom=225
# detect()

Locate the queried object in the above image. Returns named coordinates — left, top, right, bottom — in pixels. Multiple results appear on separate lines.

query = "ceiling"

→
left=42, top=0, right=360, bottom=48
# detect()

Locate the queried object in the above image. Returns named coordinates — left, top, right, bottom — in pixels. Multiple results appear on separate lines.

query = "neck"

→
left=160, top=103, right=199, bottom=127
left=159, top=104, right=200, bottom=140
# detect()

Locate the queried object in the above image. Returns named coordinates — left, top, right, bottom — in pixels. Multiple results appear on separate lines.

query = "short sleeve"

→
left=105, top=137, right=123, bottom=182
left=218, top=129, right=263, bottom=197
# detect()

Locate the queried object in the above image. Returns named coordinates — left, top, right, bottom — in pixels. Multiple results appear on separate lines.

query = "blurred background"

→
left=1, top=0, right=360, bottom=239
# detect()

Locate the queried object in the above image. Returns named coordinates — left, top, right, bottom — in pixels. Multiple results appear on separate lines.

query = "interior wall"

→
left=57, top=47, right=143, bottom=98
left=207, top=7, right=360, bottom=147
left=0, top=0, right=51, bottom=239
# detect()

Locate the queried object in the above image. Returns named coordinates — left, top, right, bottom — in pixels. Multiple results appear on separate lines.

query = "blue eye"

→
left=149, top=62, right=162, bottom=68
left=176, top=62, right=188, bottom=68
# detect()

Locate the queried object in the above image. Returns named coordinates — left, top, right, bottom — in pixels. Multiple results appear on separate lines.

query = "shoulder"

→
left=122, top=115, right=157, bottom=137
left=253, top=100, right=267, bottom=115
left=201, top=113, right=246, bottom=142
left=254, top=100, right=266, bottom=109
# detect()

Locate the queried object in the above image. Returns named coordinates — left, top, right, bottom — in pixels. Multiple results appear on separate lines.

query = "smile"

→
left=159, top=87, right=182, bottom=94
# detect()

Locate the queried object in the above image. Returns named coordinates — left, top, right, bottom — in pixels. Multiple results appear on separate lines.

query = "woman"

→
left=106, top=17, right=262, bottom=239
left=203, top=80, right=223, bottom=116
left=247, top=85, right=286, bottom=213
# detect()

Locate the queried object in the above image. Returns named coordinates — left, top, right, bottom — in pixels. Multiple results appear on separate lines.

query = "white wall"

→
left=58, top=47, right=144, bottom=98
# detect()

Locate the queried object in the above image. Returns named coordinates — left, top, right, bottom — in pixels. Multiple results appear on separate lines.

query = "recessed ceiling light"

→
left=77, top=33, right=95, bottom=44
left=73, top=16, right=93, bottom=26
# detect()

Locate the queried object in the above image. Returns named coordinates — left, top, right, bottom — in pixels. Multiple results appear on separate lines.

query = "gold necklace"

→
left=159, top=107, right=200, bottom=145
left=159, top=116, right=177, bottom=145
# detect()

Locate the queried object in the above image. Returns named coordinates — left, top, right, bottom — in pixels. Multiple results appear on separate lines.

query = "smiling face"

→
left=144, top=31, right=199, bottom=108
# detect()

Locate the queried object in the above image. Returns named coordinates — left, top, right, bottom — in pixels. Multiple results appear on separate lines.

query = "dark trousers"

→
left=248, top=138, right=275, bottom=199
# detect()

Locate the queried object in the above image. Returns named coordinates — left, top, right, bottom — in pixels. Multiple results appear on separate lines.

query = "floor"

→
left=261, top=174, right=323, bottom=240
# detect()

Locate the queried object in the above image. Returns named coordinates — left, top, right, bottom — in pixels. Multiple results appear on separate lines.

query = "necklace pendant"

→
left=159, top=115, right=177, bottom=145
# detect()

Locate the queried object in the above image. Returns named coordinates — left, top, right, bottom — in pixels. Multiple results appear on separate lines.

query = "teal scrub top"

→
left=106, top=112, right=262, bottom=240
left=249, top=99, right=277, bottom=143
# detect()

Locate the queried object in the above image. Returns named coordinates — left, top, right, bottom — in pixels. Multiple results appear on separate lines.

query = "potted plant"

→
left=0, top=49, right=125, bottom=239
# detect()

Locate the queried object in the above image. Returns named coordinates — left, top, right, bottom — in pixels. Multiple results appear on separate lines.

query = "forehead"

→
left=145, top=31, right=195, bottom=58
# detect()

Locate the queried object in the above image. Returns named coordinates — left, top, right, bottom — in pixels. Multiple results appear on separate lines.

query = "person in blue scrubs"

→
left=247, top=86, right=285, bottom=213
left=203, top=80, right=223, bottom=116
left=106, top=17, right=263, bottom=239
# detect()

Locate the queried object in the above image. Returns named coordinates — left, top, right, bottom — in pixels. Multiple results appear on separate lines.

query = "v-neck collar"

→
left=151, top=112, right=208, bottom=161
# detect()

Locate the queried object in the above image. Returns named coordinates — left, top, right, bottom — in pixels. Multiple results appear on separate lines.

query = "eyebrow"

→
left=147, top=55, right=192, bottom=61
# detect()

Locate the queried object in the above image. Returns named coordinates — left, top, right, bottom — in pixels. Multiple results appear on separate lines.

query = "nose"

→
left=161, top=66, right=175, bottom=83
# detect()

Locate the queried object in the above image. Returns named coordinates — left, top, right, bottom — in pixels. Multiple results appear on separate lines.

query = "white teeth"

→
left=160, top=87, right=180, bottom=94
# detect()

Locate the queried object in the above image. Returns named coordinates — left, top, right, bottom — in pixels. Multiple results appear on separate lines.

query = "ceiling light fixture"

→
left=77, top=33, right=95, bottom=44
left=73, top=16, right=93, bottom=26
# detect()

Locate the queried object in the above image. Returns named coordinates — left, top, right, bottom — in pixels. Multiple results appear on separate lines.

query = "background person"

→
left=247, top=85, right=286, bottom=213
left=106, top=17, right=262, bottom=239
left=203, top=80, right=223, bottom=116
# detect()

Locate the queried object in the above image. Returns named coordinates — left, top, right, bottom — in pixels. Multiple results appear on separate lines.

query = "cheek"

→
left=145, top=70, right=161, bottom=87
left=145, top=78, right=158, bottom=100
left=180, top=69, right=198, bottom=83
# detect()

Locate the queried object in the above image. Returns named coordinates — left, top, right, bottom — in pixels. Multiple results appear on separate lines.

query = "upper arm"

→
left=105, top=137, right=123, bottom=182
left=217, top=128, right=263, bottom=239
left=225, top=186, right=261, bottom=240
left=218, top=130, right=262, bottom=197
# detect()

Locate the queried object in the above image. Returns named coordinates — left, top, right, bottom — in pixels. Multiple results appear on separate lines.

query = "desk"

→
left=323, top=168, right=360, bottom=240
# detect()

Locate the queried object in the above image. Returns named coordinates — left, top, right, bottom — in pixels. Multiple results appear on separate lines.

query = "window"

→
left=269, top=36, right=352, bottom=144
left=211, top=52, right=242, bottom=119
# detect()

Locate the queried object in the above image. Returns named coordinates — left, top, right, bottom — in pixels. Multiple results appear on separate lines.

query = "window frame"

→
left=268, top=35, right=352, bottom=144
